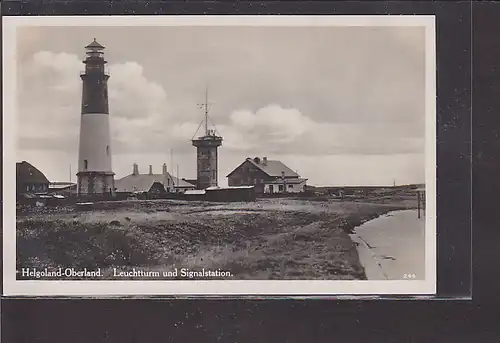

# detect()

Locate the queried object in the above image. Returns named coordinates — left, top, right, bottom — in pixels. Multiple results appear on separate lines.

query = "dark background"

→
left=472, top=1, right=500, bottom=305
left=1, top=0, right=488, bottom=341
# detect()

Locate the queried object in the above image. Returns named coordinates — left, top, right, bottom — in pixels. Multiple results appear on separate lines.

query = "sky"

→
left=15, top=25, right=427, bottom=187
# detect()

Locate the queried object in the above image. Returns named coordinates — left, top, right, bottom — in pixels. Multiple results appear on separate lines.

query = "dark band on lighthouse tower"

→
left=77, top=39, right=115, bottom=195
left=192, top=88, right=223, bottom=190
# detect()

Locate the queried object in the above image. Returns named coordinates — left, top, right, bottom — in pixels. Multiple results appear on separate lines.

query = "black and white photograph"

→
left=3, top=15, right=436, bottom=296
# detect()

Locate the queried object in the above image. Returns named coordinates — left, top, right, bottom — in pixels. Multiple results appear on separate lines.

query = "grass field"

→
left=16, top=196, right=417, bottom=280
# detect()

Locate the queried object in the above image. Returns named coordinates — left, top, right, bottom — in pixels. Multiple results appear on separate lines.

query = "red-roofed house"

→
left=226, top=157, right=307, bottom=194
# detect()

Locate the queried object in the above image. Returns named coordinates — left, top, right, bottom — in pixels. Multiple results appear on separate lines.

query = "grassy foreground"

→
left=16, top=199, right=413, bottom=280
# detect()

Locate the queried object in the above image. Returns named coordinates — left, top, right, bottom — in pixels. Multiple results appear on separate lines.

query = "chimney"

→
left=149, top=165, right=153, bottom=175
left=133, top=163, right=139, bottom=176
left=162, top=163, right=168, bottom=175
left=263, top=157, right=267, bottom=165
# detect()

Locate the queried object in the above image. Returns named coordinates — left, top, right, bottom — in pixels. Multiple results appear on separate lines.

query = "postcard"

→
left=3, top=15, right=436, bottom=296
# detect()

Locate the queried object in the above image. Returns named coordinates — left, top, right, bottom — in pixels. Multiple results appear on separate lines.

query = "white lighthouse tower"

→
left=77, top=38, right=115, bottom=196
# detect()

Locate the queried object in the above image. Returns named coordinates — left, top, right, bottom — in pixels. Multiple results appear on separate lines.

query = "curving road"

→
left=349, top=210, right=426, bottom=280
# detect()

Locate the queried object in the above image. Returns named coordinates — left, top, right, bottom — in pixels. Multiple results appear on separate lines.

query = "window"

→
left=279, top=185, right=284, bottom=192
left=288, top=184, right=293, bottom=189
left=84, top=159, right=88, bottom=171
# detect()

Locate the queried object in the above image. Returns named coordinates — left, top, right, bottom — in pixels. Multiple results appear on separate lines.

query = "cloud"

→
left=108, top=62, right=168, bottom=120
left=15, top=26, right=427, bottom=186
left=17, top=51, right=82, bottom=151
left=214, top=105, right=424, bottom=155
left=229, top=105, right=314, bottom=143
left=17, top=51, right=175, bottom=154
left=17, top=47, right=423, bottom=158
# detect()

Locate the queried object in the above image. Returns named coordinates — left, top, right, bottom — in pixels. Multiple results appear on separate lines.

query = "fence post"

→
left=417, top=191, right=421, bottom=219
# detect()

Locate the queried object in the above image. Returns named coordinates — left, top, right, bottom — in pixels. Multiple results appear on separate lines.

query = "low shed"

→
left=206, top=186, right=256, bottom=202
left=183, top=189, right=206, bottom=201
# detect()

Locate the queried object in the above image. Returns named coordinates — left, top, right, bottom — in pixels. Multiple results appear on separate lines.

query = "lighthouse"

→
left=76, top=38, right=115, bottom=196
left=192, top=88, right=223, bottom=190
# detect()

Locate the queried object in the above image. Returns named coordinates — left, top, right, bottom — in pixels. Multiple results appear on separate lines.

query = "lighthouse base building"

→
left=77, top=172, right=115, bottom=196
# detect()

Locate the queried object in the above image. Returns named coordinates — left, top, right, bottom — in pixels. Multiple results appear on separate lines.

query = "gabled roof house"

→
left=227, top=157, right=307, bottom=194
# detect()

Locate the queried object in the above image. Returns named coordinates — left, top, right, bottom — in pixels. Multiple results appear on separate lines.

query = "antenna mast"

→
left=170, top=148, right=173, bottom=177
left=204, top=86, right=209, bottom=135
left=193, top=85, right=219, bottom=139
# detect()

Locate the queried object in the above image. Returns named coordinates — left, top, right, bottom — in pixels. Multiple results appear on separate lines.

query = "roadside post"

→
left=417, top=191, right=421, bottom=218
left=416, top=187, right=425, bottom=219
